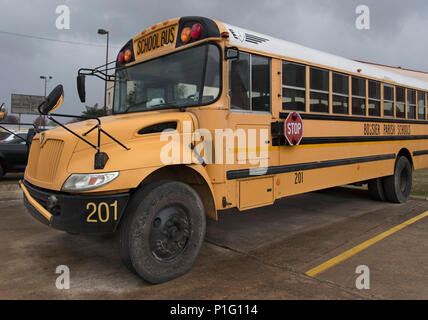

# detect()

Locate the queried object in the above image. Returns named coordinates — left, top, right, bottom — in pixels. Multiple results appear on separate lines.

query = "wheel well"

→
left=397, top=148, right=413, bottom=169
left=139, top=165, right=217, bottom=220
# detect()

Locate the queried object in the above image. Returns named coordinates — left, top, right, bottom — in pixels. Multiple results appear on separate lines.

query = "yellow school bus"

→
left=20, top=16, right=428, bottom=283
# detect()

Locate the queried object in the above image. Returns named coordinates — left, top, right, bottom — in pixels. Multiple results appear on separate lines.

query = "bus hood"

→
left=69, top=111, right=197, bottom=152
left=25, top=111, right=198, bottom=190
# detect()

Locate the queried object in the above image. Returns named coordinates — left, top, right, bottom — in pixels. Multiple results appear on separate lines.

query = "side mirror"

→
left=225, top=47, right=240, bottom=60
left=39, top=85, right=64, bottom=115
left=0, top=104, right=8, bottom=121
left=77, top=75, right=86, bottom=103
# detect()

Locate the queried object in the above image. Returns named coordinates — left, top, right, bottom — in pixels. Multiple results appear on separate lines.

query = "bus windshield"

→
left=113, top=43, right=221, bottom=114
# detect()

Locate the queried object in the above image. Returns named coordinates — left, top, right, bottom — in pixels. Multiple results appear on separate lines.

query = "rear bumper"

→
left=20, top=179, right=130, bottom=234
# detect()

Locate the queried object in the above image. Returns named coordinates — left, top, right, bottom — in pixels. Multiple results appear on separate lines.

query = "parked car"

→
left=0, top=131, right=28, bottom=144
left=0, top=132, right=30, bottom=178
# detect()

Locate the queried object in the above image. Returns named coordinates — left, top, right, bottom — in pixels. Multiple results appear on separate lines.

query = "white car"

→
left=0, top=130, right=28, bottom=144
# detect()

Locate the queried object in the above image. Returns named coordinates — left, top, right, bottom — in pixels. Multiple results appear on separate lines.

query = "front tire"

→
left=383, top=156, right=412, bottom=203
left=118, top=180, right=206, bottom=284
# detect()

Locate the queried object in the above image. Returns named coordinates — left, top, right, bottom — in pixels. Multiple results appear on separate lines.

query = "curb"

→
left=410, top=195, right=428, bottom=201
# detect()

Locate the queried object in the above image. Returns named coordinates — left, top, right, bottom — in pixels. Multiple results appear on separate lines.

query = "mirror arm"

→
left=48, top=113, right=93, bottom=120
left=47, top=113, right=130, bottom=170
left=47, top=113, right=130, bottom=152
left=93, top=60, right=117, bottom=72
left=98, top=128, right=131, bottom=151
left=78, top=68, right=117, bottom=82
left=47, top=116, right=98, bottom=151
left=82, top=121, right=130, bottom=151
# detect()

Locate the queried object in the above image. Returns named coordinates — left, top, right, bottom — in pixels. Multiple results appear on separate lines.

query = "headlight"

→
left=62, top=172, right=120, bottom=192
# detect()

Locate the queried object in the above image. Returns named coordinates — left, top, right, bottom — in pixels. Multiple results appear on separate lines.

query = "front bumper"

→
left=20, top=179, right=130, bottom=234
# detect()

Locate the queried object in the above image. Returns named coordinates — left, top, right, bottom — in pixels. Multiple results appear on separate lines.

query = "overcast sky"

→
left=0, top=0, right=427, bottom=121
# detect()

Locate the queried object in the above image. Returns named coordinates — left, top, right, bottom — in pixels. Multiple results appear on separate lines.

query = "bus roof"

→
left=221, top=22, right=428, bottom=91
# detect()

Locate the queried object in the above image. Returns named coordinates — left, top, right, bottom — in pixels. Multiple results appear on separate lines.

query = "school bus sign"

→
left=134, top=25, right=177, bottom=57
left=285, top=112, right=303, bottom=146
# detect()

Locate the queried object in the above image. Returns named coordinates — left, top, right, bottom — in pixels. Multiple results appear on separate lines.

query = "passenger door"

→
left=226, top=51, right=278, bottom=209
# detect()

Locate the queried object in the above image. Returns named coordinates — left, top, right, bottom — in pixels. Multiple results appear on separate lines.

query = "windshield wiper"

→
left=124, top=99, right=150, bottom=113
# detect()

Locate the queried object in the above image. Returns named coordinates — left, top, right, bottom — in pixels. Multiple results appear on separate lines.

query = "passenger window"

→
left=396, top=86, right=405, bottom=118
left=418, top=91, right=426, bottom=120
left=368, top=80, right=381, bottom=116
left=352, top=77, right=366, bottom=116
left=282, top=61, right=306, bottom=111
left=407, top=89, right=416, bottom=119
left=310, top=67, right=329, bottom=113
left=251, top=55, right=271, bottom=112
left=383, top=85, right=394, bottom=117
left=332, top=72, right=349, bottom=114
left=229, top=52, right=271, bottom=112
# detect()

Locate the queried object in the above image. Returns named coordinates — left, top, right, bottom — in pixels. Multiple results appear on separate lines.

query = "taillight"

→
left=118, top=52, right=125, bottom=64
left=191, top=23, right=202, bottom=40
left=181, top=27, right=192, bottom=43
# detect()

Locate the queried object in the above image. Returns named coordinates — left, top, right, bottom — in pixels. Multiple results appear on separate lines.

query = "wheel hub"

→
left=149, top=206, right=190, bottom=261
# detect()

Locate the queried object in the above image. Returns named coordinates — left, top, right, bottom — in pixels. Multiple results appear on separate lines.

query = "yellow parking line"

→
left=305, top=210, right=428, bottom=277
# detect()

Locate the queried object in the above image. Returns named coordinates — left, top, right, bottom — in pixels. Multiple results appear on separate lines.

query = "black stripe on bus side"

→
left=413, top=150, right=428, bottom=156
left=279, top=112, right=428, bottom=125
left=226, top=154, right=396, bottom=180
left=301, top=135, right=428, bottom=145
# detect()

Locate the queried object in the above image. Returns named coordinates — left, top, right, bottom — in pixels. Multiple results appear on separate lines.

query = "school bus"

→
left=20, top=16, right=428, bottom=283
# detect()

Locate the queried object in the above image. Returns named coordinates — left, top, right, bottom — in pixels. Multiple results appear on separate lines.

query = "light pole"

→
left=98, top=28, right=109, bottom=115
left=40, top=75, right=52, bottom=97
left=40, top=75, right=52, bottom=128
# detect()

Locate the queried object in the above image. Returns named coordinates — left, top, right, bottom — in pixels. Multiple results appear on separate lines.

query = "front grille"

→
left=27, top=139, right=64, bottom=183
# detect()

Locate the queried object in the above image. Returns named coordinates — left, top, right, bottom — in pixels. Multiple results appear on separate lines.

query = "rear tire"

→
left=383, top=156, right=412, bottom=203
left=368, top=178, right=386, bottom=201
left=118, top=180, right=206, bottom=284
left=0, top=164, right=5, bottom=179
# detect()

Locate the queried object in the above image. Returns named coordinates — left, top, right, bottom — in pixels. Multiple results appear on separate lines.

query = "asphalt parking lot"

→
left=1, top=173, right=428, bottom=300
